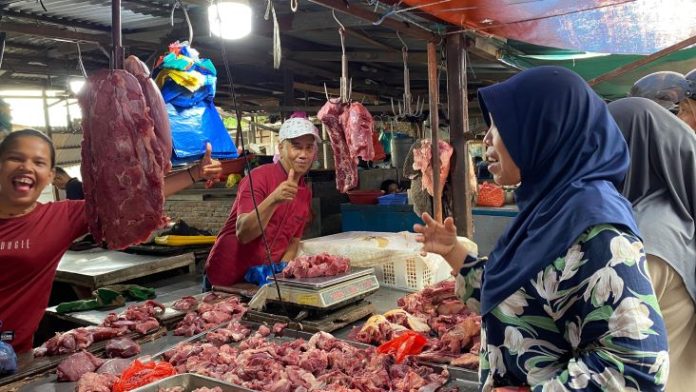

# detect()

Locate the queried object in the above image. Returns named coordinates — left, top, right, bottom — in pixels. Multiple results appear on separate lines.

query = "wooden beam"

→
left=427, top=41, right=442, bottom=223
left=345, top=28, right=398, bottom=52
left=293, top=82, right=379, bottom=103
left=588, top=34, right=696, bottom=86
left=286, top=11, right=372, bottom=32
left=445, top=33, right=473, bottom=237
left=289, top=50, right=428, bottom=63
left=225, top=104, right=396, bottom=113
left=305, top=0, right=436, bottom=41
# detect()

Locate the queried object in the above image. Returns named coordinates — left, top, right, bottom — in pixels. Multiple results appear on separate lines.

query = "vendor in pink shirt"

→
left=204, top=117, right=319, bottom=289
left=0, top=129, right=221, bottom=353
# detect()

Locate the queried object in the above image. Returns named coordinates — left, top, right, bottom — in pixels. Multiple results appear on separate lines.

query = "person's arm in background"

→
left=163, top=143, right=222, bottom=197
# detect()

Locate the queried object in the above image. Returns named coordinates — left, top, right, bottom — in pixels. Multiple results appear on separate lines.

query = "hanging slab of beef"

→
left=124, top=55, right=172, bottom=173
left=78, top=69, right=167, bottom=249
left=318, top=99, right=358, bottom=193
left=56, top=351, right=104, bottom=382
left=340, top=102, right=375, bottom=162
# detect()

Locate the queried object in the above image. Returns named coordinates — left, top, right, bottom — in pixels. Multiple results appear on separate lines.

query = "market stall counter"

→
left=55, top=248, right=197, bottom=292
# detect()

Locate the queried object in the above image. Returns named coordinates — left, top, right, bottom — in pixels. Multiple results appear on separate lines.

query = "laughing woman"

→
left=0, top=129, right=221, bottom=354
left=415, top=67, right=669, bottom=391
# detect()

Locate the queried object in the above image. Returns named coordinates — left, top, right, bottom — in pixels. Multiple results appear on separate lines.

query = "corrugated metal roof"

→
left=6, top=0, right=173, bottom=30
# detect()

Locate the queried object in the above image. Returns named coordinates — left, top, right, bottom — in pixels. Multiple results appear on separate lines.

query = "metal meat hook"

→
left=170, top=0, right=194, bottom=44
left=391, top=32, right=424, bottom=119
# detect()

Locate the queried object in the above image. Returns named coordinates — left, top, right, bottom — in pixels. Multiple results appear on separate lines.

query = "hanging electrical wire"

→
left=373, top=0, right=452, bottom=26
left=75, top=42, right=88, bottom=78
left=212, top=0, right=287, bottom=309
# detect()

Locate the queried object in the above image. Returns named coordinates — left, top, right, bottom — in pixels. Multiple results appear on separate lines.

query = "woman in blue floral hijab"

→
left=415, top=66, right=668, bottom=391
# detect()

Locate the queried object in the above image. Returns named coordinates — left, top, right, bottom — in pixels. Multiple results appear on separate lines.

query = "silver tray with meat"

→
left=152, top=320, right=478, bottom=391
left=131, top=373, right=254, bottom=392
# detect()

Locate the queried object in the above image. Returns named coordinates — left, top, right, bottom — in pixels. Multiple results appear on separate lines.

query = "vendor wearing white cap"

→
left=204, top=117, right=321, bottom=288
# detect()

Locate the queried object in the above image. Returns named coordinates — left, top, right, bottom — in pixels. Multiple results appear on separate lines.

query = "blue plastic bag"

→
left=244, top=262, right=288, bottom=286
left=167, top=102, right=238, bottom=164
left=0, top=341, right=17, bottom=375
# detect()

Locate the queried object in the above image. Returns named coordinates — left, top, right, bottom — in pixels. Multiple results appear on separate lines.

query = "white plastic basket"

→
left=372, top=255, right=450, bottom=292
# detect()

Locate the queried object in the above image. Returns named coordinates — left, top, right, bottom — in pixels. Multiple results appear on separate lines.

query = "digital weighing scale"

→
left=266, top=267, right=380, bottom=310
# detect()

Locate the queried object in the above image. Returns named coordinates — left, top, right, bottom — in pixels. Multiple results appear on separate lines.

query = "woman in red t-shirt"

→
left=0, top=129, right=221, bottom=353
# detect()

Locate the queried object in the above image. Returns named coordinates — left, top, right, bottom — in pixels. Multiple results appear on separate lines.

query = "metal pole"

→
left=446, top=33, right=473, bottom=237
left=427, top=41, right=442, bottom=223
left=111, top=0, right=123, bottom=69
left=42, top=85, right=53, bottom=139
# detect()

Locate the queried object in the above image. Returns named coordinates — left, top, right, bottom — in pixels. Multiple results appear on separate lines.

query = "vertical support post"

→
left=42, top=86, right=52, bottom=139
left=111, top=0, right=123, bottom=69
left=427, top=41, right=442, bottom=223
left=446, top=33, right=474, bottom=238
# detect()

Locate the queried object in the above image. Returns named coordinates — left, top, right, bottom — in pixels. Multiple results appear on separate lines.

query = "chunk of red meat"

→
left=450, top=353, right=479, bottom=369
left=172, top=296, right=199, bottom=312
left=56, top=351, right=104, bottom=382
left=318, top=99, right=358, bottom=193
left=75, top=372, right=118, bottom=392
left=124, top=55, right=172, bottom=173
left=105, top=337, right=141, bottom=358
left=134, top=317, right=160, bottom=334
left=78, top=69, right=167, bottom=249
left=272, top=322, right=287, bottom=335
left=340, top=102, right=375, bottom=162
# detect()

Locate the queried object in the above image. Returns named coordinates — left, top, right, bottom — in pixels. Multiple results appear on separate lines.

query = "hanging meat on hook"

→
left=124, top=55, right=172, bottom=173
left=318, top=100, right=375, bottom=193
left=78, top=69, right=168, bottom=249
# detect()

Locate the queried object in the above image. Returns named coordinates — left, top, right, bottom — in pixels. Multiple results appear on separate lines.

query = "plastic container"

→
left=347, top=189, right=384, bottom=205
left=372, top=256, right=442, bottom=291
left=378, top=192, right=408, bottom=206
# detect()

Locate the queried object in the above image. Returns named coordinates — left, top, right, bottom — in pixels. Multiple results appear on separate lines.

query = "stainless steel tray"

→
left=130, top=373, right=254, bottom=391
left=268, top=267, right=374, bottom=289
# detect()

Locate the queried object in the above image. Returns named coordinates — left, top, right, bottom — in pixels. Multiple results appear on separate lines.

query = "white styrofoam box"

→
left=299, top=231, right=477, bottom=292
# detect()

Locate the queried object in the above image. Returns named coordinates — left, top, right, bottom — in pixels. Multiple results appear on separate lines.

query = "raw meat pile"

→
left=101, top=300, right=165, bottom=335
left=65, top=354, right=132, bottom=387
left=412, top=139, right=453, bottom=197
left=354, top=280, right=481, bottom=369
left=159, top=388, right=222, bottom=392
left=282, top=253, right=350, bottom=279
left=78, top=62, right=170, bottom=249
left=317, top=100, right=375, bottom=193
left=34, top=326, right=126, bottom=357
left=173, top=296, right=247, bottom=337
left=162, top=325, right=456, bottom=392
left=35, top=300, right=162, bottom=357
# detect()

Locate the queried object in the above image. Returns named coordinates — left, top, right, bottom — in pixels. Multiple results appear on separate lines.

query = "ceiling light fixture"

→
left=208, top=0, right=252, bottom=40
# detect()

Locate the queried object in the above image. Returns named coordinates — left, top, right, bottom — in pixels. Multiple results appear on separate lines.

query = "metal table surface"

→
left=55, top=249, right=196, bottom=290
left=45, top=273, right=204, bottom=326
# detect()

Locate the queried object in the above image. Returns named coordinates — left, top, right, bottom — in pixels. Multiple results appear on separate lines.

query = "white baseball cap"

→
left=278, top=118, right=322, bottom=143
